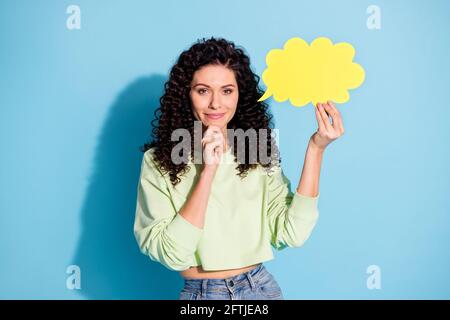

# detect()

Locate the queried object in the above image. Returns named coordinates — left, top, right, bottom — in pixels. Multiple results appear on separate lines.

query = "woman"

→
left=133, top=37, right=344, bottom=300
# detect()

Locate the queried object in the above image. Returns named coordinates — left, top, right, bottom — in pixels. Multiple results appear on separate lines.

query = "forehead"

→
left=192, top=64, right=237, bottom=86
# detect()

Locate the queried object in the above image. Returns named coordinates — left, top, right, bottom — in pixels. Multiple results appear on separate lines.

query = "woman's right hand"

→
left=201, top=125, right=224, bottom=173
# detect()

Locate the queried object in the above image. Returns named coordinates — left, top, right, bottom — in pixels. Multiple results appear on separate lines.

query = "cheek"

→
left=227, top=95, right=239, bottom=113
left=192, top=95, right=210, bottom=110
left=191, top=108, right=199, bottom=121
left=190, top=96, right=205, bottom=118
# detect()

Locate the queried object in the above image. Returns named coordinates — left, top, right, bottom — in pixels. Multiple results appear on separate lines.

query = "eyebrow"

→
left=192, top=83, right=236, bottom=88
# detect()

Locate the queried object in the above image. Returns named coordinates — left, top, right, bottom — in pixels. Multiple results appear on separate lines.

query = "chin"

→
left=203, top=118, right=227, bottom=127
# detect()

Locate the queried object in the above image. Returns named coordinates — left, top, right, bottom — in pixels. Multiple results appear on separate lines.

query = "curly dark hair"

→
left=141, top=37, right=280, bottom=186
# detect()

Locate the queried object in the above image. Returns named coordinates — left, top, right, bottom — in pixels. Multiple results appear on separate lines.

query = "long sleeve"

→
left=266, top=165, right=320, bottom=251
left=133, top=150, right=204, bottom=271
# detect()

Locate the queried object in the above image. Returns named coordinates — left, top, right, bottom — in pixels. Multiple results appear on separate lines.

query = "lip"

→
left=205, top=113, right=225, bottom=120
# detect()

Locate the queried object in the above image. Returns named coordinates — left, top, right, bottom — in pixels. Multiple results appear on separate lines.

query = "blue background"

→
left=1, top=0, right=449, bottom=299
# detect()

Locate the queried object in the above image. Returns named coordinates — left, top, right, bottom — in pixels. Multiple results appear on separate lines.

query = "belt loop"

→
left=245, top=271, right=256, bottom=290
left=201, top=279, right=208, bottom=298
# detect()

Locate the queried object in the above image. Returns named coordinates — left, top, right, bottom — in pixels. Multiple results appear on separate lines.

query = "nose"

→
left=209, top=92, right=221, bottom=110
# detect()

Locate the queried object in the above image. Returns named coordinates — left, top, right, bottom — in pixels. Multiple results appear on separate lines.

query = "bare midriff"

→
left=180, top=263, right=261, bottom=280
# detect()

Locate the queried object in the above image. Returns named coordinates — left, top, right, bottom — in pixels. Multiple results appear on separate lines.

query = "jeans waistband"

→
left=182, top=263, right=266, bottom=293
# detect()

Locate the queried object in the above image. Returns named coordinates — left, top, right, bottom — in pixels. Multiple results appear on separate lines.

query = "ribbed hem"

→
left=193, top=252, right=275, bottom=272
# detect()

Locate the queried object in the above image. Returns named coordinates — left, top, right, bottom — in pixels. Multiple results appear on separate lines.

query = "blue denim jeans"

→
left=179, top=263, right=284, bottom=300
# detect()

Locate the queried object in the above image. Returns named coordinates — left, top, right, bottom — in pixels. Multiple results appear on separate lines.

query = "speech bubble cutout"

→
left=258, top=37, right=365, bottom=107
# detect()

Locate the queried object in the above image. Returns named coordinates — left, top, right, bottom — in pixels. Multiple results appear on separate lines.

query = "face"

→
left=189, top=64, right=239, bottom=132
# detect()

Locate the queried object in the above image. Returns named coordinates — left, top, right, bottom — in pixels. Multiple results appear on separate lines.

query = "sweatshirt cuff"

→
left=166, top=214, right=204, bottom=251
left=290, top=191, right=320, bottom=219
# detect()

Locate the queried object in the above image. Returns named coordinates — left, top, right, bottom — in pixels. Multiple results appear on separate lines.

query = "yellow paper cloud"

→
left=258, top=37, right=365, bottom=107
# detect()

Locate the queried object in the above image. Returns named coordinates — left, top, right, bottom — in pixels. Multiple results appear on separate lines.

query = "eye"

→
left=224, top=89, right=233, bottom=94
left=197, top=88, right=208, bottom=95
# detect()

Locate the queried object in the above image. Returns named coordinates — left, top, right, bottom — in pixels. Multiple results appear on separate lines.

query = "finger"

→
left=315, top=103, right=326, bottom=132
left=204, top=133, right=223, bottom=146
left=203, top=133, right=223, bottom=146
left=327, top=101, right=344, bottom=133
left=205, top=125, right=222, bottom=135
left=203, top=129, right=223, bottom=140
left=201, top=135, right=214, bottom=147
left=214, top=144, right=223, bottom=158
left=318, top=103, right=333, bottom=132
left=206, top=140, right=220, bottom=151
left=201, top=134, right=215, bottom=143
left=212, top=131, right=224, bottom=139
left=204, top=140, right=223, bottom=155
left=325, top=101, right=343, bottom=132
left=322, top=103, right=337, bottom=131
left=202, top=131, right=223, bottom=141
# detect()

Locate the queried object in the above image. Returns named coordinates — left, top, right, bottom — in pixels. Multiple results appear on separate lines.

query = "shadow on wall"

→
left=72, top=74, right=183, bottom=299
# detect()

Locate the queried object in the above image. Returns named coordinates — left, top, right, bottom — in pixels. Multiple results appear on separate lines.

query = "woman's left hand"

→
left=309, top=100, right=345, bottom=151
